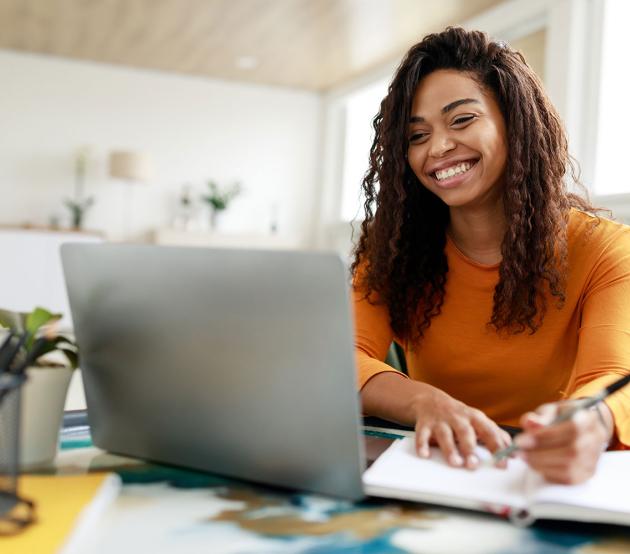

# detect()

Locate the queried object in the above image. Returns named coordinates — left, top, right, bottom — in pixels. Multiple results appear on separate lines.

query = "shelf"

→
left=152, top=228, right=301, bottom=250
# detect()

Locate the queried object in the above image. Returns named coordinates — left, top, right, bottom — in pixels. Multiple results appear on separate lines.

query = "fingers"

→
left=409, top=387, right=509, bottom=471
left=517, top=409, right=602, bottom=450
left=520, top=402, right=558, bottom=431
left=415, top=425, right=432, bottom=458
left=471, top=410, right=509, bottom=451
left=516, top=417, right=578, bottom=450
left=517, top=407, right=605, bottom=484
left=533, top=467, right=588, bottom=485
left=415, top=416, right=501, bottom=470
left=414, top=418, right=513, bottom=469
left=495, top=429, right=512, bottom=469
left=469, top=410, right=511, bottom=468
left=433, top=422, right=465, bottom=467
left=522, top=441, right=598, bottom=484
left=450, top=418, right=479, bottom=469
left=415, top=421, right=469, bottom=467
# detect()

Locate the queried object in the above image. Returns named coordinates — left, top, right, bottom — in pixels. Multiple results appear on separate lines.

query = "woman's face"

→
left=406, top=69, right=508, bottom=210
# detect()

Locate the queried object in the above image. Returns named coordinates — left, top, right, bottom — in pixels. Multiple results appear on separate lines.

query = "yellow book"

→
left=2, top=472, right=121, bottom=554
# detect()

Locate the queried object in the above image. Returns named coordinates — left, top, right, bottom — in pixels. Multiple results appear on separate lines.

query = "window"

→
left=593, top=0, right=630, bottom=195
left=340, top=78, right=389, bottom=222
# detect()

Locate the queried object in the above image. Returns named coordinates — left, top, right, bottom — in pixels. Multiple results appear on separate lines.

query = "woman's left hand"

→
left=515, top=400, right=613, bottom=484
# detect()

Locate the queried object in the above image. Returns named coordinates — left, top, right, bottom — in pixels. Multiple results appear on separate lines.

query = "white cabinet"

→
left=0, top=227, right=103, bottom=324
left=152, top=228, right=302, bottom=250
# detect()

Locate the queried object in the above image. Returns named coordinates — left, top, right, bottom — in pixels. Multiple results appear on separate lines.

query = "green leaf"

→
left=0, top=308, right=26, bottom=332
left=58, top=347, right=79, bottom=369
left=30, top=336, right=78, bottom=369
left=202, top=180, right=241, bottom=211
left=25, top=307, right=61, bottom=336
left=34, top=336, right=64, bottom=357
left=0, top=307, right=78, bottom=370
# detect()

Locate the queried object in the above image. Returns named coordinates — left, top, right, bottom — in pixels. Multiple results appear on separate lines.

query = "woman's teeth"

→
left=434, top=161, right=474, bottom=181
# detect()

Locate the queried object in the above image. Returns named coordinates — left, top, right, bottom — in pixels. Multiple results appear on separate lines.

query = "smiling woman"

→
left=407, top=70, right=507, bottom=227
left=352, top=27, right=630, bottom=486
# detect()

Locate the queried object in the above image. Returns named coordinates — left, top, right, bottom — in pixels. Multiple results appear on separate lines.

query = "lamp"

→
left=108, top=150, right=152, bottom=241
left=109, top=151, right=152, bottom=183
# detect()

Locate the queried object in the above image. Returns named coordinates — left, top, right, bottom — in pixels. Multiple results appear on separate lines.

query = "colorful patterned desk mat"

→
left=50, top=427, right=630, bottom=553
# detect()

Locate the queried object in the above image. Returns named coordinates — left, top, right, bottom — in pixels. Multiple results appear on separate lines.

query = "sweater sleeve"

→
left=352, top=280, right=407, bottom=390
left=567, top=225, right=630, bottom=448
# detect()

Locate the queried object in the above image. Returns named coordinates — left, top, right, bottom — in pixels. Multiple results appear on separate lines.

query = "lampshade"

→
left=108, top=151, right=152, bottom=183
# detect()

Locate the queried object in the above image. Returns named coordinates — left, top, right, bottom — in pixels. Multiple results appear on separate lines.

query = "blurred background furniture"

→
left=0, top=226, right=102, bottom=412
left=0, top=226, right=103, bottom=322
left=152, top=228, right=300, bottom=250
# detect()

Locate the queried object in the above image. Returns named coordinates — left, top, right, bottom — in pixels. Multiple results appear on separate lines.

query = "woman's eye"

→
left=452, top=115, right=476, bottom=126
left=409, top=132, right=428, bottom=144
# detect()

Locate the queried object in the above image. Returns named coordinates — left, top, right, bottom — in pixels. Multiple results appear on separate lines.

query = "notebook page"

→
left=531, top=451, right=630, bottom=515
left=363, top=437, right=529, bottom=510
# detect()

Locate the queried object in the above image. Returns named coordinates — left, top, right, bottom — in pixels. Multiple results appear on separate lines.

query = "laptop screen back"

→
left=61, top=244, right=365, bottom=500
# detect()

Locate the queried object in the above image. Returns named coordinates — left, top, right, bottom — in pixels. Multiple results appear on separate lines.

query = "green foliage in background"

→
left=0, top=307, right=79, bottom=369
left=202, top=181, right=242, bottom=211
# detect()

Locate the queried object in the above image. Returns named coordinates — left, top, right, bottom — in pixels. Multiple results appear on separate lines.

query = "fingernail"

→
left=449, top=454, right=463, bottom=466
left=466, top=455, right=479, bottom=469
left=515, top=434, right=535, bottom=449
left=418, top=446, right=430, bottom=458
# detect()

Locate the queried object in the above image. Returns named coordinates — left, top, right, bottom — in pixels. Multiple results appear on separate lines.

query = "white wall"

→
left=0, top=50, right=322, bottom=244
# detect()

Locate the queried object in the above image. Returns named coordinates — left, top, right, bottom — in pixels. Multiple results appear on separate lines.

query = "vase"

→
left=20, top=366, right=73, bottom=469
left=209, top=208, right=225, bottom=231
left=70, top=206, right=84, bottom=229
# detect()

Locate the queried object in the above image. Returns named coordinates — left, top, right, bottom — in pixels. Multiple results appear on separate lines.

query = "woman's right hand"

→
left=360, top=372, right=511, bottom=469
left=409, top=383, right=512, bottom=469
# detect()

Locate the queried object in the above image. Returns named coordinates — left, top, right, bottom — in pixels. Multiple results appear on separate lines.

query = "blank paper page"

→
left=363, top=437, right=529, bottom=509
left=533, top=451, right=630, bottom=513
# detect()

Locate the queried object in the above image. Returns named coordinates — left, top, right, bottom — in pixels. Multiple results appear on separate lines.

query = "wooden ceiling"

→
left=0, top=0, right=504, bottom=90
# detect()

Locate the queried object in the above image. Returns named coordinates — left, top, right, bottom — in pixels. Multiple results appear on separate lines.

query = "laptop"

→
left=61, top=243, right=366, bottom=500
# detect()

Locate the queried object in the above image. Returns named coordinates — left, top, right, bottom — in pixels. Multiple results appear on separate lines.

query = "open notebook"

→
left=363, top=438, right=630, bottom=526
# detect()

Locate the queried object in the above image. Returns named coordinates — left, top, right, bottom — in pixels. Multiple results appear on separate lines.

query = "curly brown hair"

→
left=351, top=27, right=597, bottom=343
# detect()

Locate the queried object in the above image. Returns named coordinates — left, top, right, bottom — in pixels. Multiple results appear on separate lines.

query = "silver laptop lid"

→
left=61, top=244, right=365, bottom=500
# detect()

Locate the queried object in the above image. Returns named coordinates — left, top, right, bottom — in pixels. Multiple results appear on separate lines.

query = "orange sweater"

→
left=354, top=210, right=630, bottom=448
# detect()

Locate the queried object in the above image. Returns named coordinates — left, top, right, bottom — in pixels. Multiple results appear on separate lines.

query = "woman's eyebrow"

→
left=441, top=98, right=480, bottom=114
left=409, top=98, right=481, bottom=123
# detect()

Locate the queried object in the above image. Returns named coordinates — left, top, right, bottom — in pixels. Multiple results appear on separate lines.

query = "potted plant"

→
left=0, top=307, right=78, bottom=469
left=201, top=180, right=242, bottom=230
left=64, top=146, right=95, bottom=230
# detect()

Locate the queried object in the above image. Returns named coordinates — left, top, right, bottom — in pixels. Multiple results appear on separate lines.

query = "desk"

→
left=36, top=431, right=630, bottom=553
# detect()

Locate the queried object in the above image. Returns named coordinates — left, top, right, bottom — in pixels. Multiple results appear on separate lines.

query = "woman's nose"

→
left=428, top=131, right=456, bottom=158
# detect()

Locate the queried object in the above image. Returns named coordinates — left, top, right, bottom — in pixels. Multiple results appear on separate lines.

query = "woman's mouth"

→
left=433, top=160, right=477, bottom=181
left=430, top=159, right=479, bottom=187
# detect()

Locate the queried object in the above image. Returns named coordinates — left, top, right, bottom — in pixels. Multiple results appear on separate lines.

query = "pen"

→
left=493, top=373, right=630, bottom=463
left=0, top=331, right=27, bottom=374
left=0, top=331, right=29, bottom=404
left=0, top=330, right=15, bottom=372
left=11, top=336, right=48, bottom=375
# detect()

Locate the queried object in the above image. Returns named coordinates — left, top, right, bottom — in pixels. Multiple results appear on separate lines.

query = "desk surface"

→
left=36, top=430, right=630, bottom=553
